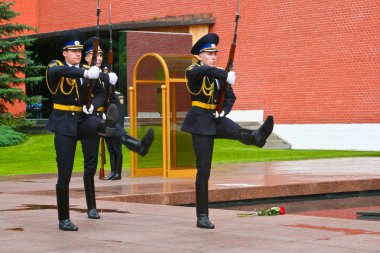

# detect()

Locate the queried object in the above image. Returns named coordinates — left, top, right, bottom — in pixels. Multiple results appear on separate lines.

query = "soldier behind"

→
left=83, top=37, right=154, bottom=180
left=104, top=89, right=125, bottom=180
left=100, top=64, right=125, bottom=180
left=181, top=33, right=274, bottom=229
left=46, top=30, right=120, bottom=231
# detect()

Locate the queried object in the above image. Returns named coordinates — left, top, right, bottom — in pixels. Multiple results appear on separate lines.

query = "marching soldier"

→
left=83, top=37, right=154, bottom=181
left=99, top=64, right=125, bottom=180
left=181, top=33, right=274, bottom=229
left=46, top=30, right=119, bottom=231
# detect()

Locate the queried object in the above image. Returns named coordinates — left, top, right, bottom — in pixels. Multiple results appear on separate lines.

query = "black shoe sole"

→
left=105, top=104, right=118, bottom=128
left=256, top=116, right=274, bottom=148
left=262, top=115, right=274, bottom=137
left=140, top=128, right=154, bottom=156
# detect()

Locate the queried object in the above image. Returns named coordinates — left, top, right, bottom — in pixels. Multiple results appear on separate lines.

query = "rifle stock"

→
left=215, top=0, right=240, bottom=114
left=98, top=138, right=105, bottom=179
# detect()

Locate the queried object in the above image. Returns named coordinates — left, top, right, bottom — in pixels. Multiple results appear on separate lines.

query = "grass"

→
left=0, top=131, right=379, bottom=176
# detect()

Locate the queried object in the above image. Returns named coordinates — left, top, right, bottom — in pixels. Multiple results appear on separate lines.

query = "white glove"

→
left=215, top=110, right=225, bottom=118
left=82, top=104, right=94, bottom=114
left=226, top=71, right=236, bottom=85
left=84, top=66, right=100, bottom=79
left=108, top=72, right=118, bottom=85
left=102, top=113, right=106, bottom=120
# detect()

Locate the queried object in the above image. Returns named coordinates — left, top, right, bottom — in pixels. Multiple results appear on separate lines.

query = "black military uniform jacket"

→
left=181, top=62, right=236, bottom=135
left=46, top=60, right=105, bottom=137
left=112, top=92, right=126, bottom=126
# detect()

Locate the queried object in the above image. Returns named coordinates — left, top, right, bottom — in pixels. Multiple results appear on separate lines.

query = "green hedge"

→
left=0, top=125, right=28, bottom=147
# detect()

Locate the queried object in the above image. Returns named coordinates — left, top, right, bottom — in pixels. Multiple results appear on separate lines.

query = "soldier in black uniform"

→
left=103, top=90, right=125, bottom=180
left=46, top=30, right=120, bottom=231
left=46, top=30, right=117, bottom=231
left=83, top=37, right=154, bottom=181
left=181, top=33, right=274, bottom=229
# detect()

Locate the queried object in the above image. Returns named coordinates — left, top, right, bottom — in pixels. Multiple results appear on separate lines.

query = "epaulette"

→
left=48, top=60, right=63, bottom=68
left=186, top=63, right=200, bottom=71
left=83, top=64, right=90, bottom=69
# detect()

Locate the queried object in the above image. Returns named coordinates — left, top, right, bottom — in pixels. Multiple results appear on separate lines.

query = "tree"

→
left=0, top=1, right=43, bottom=129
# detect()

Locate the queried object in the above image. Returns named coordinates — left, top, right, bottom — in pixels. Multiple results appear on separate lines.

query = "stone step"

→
left=264, top=141, right=292, bottom=149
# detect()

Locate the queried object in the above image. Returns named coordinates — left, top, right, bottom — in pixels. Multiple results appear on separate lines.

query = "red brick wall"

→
left=236, top=1, right=380, bottom=124
left=10, top=0, right=39, bottom=30
left=4, top=0, right=38, bottom=114
left=11, top=0, right=380, bottom=124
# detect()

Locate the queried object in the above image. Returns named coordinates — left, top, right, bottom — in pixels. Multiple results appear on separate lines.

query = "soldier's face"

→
left=199, top=51, right=217, bottom=66
left=85, top=53, right=103, bottom=67
left=63, top=49, right=82, bottom=65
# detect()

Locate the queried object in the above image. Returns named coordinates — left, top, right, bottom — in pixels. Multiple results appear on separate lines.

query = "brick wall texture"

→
left=8, top=0, right=380, bottom=124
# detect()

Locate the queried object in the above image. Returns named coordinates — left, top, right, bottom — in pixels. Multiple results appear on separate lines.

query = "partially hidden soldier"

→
left=103, top=90, right=125, bottom=180
left=83, top=37, right=154, bottom=180
left=181, top=33, right=274, bottom=229
left=46, top=30, right=119, bottom=231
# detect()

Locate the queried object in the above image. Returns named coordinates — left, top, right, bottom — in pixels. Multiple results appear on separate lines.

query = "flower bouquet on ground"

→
left=237, top=206, right=285, bottom=217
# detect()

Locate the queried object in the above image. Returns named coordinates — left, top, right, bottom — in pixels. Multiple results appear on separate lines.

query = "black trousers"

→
left=105, top=123, right=123, bottom=159
left=192, top=134, right=214, bottom=183
left=192, top=117, right=241, bottom=183
left=55, top=116, right=101, bottom=187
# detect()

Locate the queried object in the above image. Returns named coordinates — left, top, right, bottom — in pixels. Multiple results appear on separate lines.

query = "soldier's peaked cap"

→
left=191, top=33, right=219, bottom=55
left=56, top=30, right=85, bottom=51
left=84, top=36, right=104, bottom=55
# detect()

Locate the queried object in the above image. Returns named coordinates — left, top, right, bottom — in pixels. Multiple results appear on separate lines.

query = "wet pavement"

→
left=1, top=157, right=380, bottom=252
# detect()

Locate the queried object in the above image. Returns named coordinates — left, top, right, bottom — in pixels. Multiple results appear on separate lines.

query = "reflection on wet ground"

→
left=212, top=191, right=380, bottom=220
left=0, top=204, right=130, bottom=214
left=5, top=227, right=24, bottom=231
left=283, top=224, right=380, bottom=236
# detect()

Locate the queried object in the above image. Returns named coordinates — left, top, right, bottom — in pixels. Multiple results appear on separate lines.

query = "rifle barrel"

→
left=215, top=0, right=241, bottom=113
left=86, top=1, right=101, bottom=110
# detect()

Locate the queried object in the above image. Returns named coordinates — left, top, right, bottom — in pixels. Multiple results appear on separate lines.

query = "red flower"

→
left=280, top=206, right=285, bottom=215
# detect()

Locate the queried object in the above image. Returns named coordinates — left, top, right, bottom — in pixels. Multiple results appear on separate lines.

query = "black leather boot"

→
left=121, top=128, right=154, bottom=156
left=111, top=153, right=122, bottom=180
left=195, top=182, right=215, bottom=229
left=104, top=153, right=115, bottom=180
left=56, top=185, right=78, bottom=231
left=97, top=104, right=119, bottom=137
left=236, top=115, right=274, bottom=148
left=83, top=177, right=100, bottom=219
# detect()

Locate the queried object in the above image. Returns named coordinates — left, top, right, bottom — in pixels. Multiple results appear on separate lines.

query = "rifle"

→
left=85, top=0, right=104, bottom=180
left=86, top=0, right=101, bottom=111
left=215, top=0, right=241, bottom=114
left=98, top=138, right=105, bottom=180
left=99, top=3, right=114, bottom=180
left=106, top=3, right=114, bottom=107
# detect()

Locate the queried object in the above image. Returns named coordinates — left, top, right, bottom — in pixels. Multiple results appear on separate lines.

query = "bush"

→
left=0, top=112, right=36, bottom=133
left=0, top=125, right=28, bottom=147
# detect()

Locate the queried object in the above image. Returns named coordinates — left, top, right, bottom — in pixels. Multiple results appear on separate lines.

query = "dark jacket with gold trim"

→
left=46, top=60, right=105, bottom=137
left=181, top=62, right=236, bottom=135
